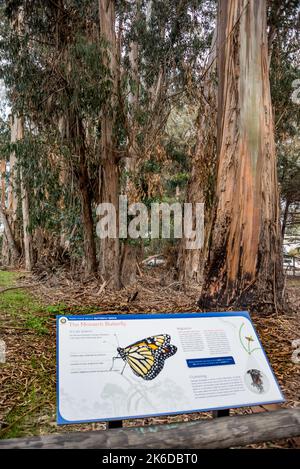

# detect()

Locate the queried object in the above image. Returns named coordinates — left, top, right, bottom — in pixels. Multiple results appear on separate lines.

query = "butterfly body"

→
left=117, top=334, right=177, bottom=380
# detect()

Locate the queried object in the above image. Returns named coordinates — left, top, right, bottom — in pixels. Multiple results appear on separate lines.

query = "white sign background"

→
left=57, top=312, right=284, bottom=424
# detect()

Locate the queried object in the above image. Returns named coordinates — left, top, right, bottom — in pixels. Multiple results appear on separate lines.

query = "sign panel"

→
left=57, top=312, right=284, bottom=424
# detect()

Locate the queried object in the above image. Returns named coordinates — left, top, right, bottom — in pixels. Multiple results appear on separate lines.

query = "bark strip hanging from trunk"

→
left=198, top=0, right=284, bottom=314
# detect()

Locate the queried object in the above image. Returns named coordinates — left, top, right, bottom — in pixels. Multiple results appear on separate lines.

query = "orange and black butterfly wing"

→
left=120, top=343, right=155, bottom=379
left=119, top=334, right=177, bottom=380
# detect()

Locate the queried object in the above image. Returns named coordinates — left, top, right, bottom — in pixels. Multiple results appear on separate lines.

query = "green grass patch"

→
left=0, top=270, right=19, bottom=287
left=0, top=289, right=41, bottom=315
left=46, top=303, right=101, bottom=316
left=0, top=270, right=57, bottom=439
left=0, top=270, right=50, bottom=332
left=24, top=314, right=49, bottom=335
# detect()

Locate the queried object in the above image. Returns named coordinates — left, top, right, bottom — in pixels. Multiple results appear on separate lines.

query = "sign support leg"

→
left=213, top=409, right=230, bottom=418
left=108, top=420, right=123, bottom=429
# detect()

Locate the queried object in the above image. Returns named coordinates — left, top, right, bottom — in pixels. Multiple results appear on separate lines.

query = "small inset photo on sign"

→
left=244, top=369, right=270, bottom=394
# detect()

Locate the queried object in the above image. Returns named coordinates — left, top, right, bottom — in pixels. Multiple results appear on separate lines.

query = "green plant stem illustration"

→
left=239, top=323, right=261, bottom=355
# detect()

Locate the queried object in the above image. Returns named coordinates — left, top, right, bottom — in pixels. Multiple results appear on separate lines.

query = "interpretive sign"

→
left=57, top=311, right=284, bottom=424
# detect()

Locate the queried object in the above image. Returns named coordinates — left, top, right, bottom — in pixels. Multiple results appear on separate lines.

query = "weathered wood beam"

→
left=0, top=409, right=299, bottom=449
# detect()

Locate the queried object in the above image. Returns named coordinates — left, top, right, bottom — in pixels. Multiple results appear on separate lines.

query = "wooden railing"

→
left=0, top=408, right=299, bottom=449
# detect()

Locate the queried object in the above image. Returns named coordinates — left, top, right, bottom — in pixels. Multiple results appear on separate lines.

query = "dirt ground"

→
left=0, top=268, right=299, bottom=448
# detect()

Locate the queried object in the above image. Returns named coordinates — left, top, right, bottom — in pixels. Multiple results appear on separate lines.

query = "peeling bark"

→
left=198, top=0, right=284, bottom=314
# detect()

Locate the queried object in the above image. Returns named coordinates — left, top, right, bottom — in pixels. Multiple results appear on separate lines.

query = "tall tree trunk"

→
left=99, top=0, right=120, bottom=288
left=73, top=115, right=98, bottom=275
left=121, top=1, right=142, bottom=286
left=198, top=0, right=284, bottom=314
left=1, top=115, right=20, bottom=265
left=0, top=158, right=9, bottom=264
left=6, top=114, right=19, bottom=265
left=17, top=116, right=32, bottom=271
left=178, top=29, right=217, bottom=285
left=99, top=121, right=120, bottom=287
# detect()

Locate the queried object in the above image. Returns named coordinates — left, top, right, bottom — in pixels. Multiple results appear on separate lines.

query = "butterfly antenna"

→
left=114, top=333, right=120, bottom=348
left=109, top=334, right=122, bottom=371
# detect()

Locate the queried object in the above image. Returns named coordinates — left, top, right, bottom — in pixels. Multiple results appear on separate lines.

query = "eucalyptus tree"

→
left=98, top=0, right=212, bottom=286
left=1, top=0, right=111, bottom=274
left=0, top=0, right=209, bottom=281
left=268, top=0, right=300, bottom=248
left=198, top=0, right=285, bottom=313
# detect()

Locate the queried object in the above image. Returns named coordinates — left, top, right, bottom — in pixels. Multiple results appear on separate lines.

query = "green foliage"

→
left=142, top=158, right=162, bottom=174
left=0, top=117, right=10, bottom=162
left=45, top=303, right=67, bottom=315
left=268, top=0, right=300, bottom=141
left=165, top=141, right=190, bottom=170
left=11, top=133, right=62, bottom=232
left=167, top=172, right=190, bottom=190
left=0, top=3, right=112, bottom=120
left=278, top=141, right=300, bottom=200
left=0, top=272, right=46, bottom=333
left=65, top=34, right=112, bottom=116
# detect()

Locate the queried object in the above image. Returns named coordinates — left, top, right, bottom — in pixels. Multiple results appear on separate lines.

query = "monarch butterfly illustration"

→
left=111, top=334, right=177, bottom=380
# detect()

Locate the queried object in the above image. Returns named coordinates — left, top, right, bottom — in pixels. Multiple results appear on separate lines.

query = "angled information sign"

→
left=57, top=311, right=284, bottom=424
